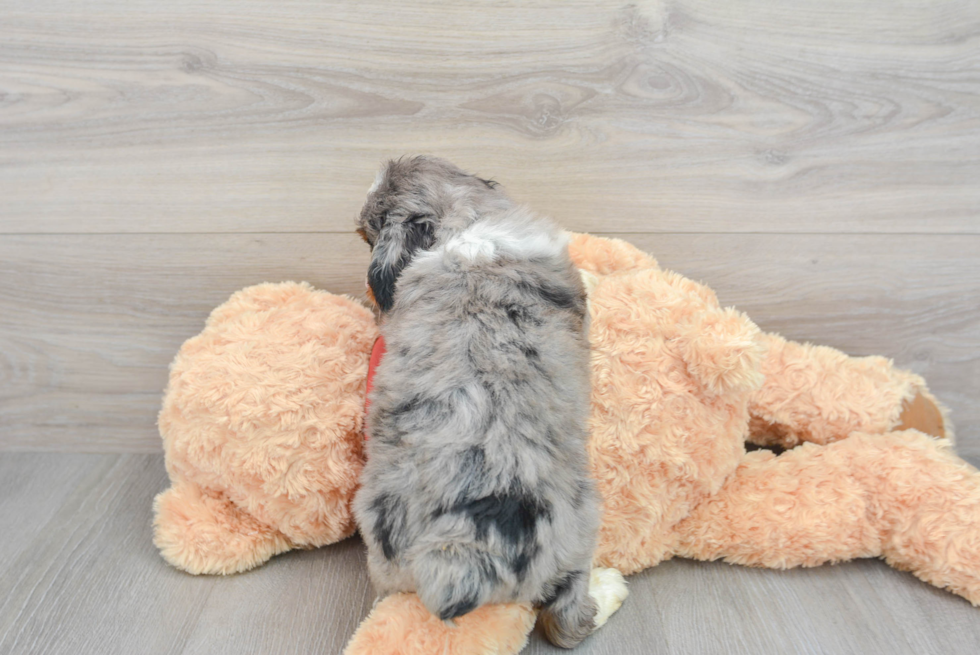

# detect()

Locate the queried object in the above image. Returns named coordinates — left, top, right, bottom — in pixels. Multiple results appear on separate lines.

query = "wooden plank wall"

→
left=2, top=0, right=978, bottom=456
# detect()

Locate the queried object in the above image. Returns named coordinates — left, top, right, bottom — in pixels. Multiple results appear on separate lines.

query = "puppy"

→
left=352, top=156, right=610, bottom=648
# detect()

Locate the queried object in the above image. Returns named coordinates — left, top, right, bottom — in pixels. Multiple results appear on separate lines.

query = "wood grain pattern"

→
left=1, top=453, right=979, bottom=655
left=1, top=232, right=977, bottom=456
left=2, top=2, right=979, bottom=651
left=0, top=453, right=376, bottom=655
left=1, top=1, right=978, bottom=233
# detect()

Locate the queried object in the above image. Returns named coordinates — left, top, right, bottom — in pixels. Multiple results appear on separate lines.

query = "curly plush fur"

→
left=151, top=199, right=976, bottom=655
left=352, top=156, right=604, bottom=647
left=154, top=282, right=377, bottom=574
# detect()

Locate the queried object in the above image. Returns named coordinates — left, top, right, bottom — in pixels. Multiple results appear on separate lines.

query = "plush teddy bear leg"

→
left=867, top=432, right=980, bottom=605
left=343, top=593, right=537, bottom=655
left=748, top=332, right=951, bottom=449
left=675, top=431, right=980, bottom=605
left=153, top=479, right=292, bottom=575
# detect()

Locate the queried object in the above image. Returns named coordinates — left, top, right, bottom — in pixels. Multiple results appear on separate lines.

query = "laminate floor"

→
left=2, top=452, right=979, bottom=655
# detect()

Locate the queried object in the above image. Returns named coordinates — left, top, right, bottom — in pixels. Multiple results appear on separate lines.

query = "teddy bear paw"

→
left=589, top=567, right=629, bottom=630
left=897, top=390, right=948, bottom=440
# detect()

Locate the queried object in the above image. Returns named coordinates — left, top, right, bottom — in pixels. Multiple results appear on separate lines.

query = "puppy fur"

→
left=352, top=156, right=600, bottom=648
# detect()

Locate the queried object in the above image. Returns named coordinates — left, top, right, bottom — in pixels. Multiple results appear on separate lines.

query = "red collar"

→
left=364, top=335, right=386, bottom=439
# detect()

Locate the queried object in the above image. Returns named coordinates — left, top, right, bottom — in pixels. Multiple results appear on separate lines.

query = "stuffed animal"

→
left=153, top=233, right=979, bottom=655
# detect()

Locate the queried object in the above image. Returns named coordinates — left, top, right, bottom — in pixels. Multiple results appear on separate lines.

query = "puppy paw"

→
left=588, top=567, right=628, bottom=629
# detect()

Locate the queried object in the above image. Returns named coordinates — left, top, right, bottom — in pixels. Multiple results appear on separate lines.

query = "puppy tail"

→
left=412, top=545, right=501, bottom=621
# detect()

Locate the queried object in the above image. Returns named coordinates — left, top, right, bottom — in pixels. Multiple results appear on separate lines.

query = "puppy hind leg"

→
left=540, top=567, right=629, bottom=648
left=538, top=570, right=596, bottom=649
left=588, top=567, right=629, bottom=629
left=412, top=545, right=499, bottom=622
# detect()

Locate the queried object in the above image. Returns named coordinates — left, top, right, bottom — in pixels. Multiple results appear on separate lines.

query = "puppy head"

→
left=356, top=155, right=504, bottom=312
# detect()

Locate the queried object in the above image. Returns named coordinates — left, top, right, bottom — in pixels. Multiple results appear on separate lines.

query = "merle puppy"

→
left=352, top=156, right=622, bottom=648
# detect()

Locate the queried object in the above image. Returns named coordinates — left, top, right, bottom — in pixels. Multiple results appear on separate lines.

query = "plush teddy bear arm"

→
left=748, top=332, right=952, bottom=449
left=672, top=304, right=767, bottom=398
left=153, top=479, right=292, bottom=575
left=567, top=232, right=659, bottom=275
left=344, top=593, right=537, bottom=655
left=674, top=430, right=980, bottom=605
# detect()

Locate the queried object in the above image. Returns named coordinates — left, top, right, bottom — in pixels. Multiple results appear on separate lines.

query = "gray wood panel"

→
left=1, top=453, right=979, bottom=655
left=0, top=453, right=376, bottom=655
left=2, top=1, right=980, bottom=652
left=2, top=1, right=978, bottom=234
left=2, top=233, right=977, bottom=456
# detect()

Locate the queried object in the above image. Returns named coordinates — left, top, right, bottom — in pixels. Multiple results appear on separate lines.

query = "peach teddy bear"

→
left=154, top=233, right=979, bottom=655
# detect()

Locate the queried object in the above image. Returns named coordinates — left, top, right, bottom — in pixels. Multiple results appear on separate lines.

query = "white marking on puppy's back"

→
left=447, top=230, right=497, bottom=263
left=443, top=209, right=567, bottom=265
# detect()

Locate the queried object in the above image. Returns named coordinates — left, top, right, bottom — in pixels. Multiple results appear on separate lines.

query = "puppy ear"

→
left=367, top=215, right=436, bottom=312
left=368, top=244, right=401, bottom=312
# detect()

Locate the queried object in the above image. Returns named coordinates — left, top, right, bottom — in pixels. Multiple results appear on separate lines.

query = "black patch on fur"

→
left=379, top=393, right=449, bottom=445
left=450, top=488, right=552, bottom=549
left=477, top=177, right=499, bottom=189
left=518, top=278, right=584, bottom=314
left=367, top=256, right=399, bottom=312
left=520, top=344, right=540, bottom=360
left=389, top=394, right=422, bottom=417
left=542, top=570, right=583, bottom=607
left=367, top=218, right=437, bottom=312
left=371, top=494, right=405, bottom=561
left=440, top=597, right=479, bottom=621
left=404, top=214, right=436, bottom=248
left=512, top=542, right=539, bottom=582
left=388, top=393, right=445, bottom=425
left=505, top=304, right=543, bottom=328
left=436, top=551, right=498, bottom=620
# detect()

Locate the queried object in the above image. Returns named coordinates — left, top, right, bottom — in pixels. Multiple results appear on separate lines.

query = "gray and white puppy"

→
left=352, top=156, right=603, bottom=648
